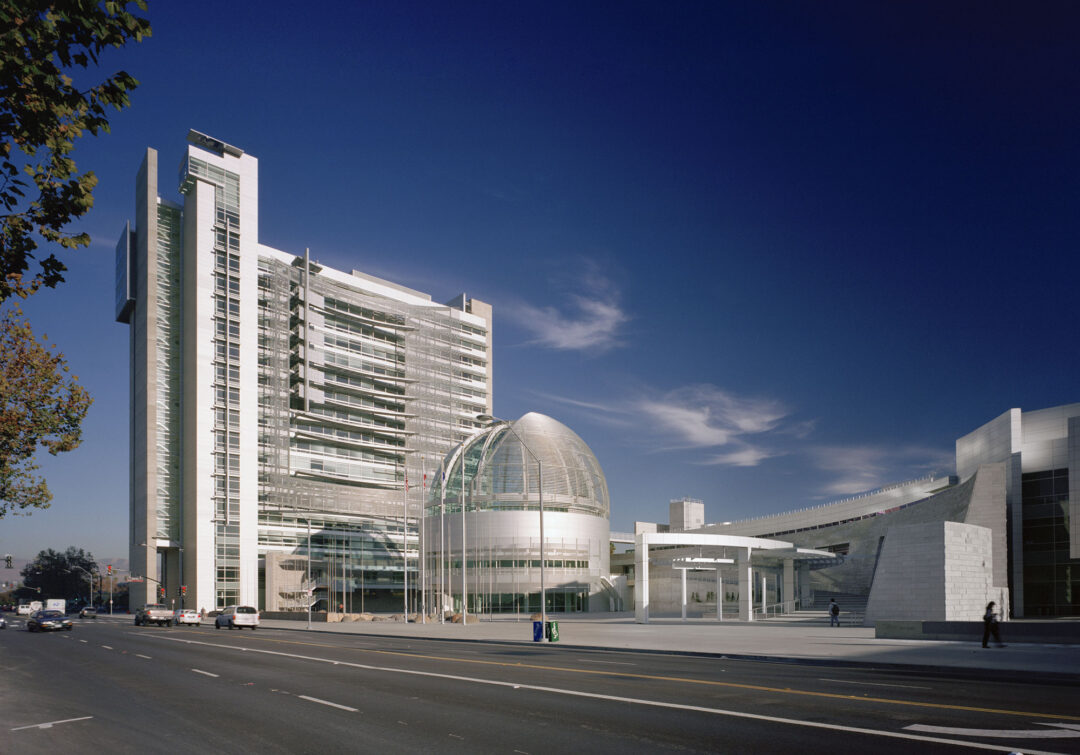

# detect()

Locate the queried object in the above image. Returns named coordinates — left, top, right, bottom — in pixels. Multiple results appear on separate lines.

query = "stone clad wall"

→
left=865, top=521, right=948, bottom=622
left=865, top=520, right=1001, bottom=625
left=787, top=472, right=980, bottom=596
left=942, top=521, right=1000, bottom=620
left=780, top=463, right=1005, bottom=599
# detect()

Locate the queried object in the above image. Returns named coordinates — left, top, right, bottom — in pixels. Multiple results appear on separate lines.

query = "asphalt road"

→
left=2, top=616, right=1079, bottom=754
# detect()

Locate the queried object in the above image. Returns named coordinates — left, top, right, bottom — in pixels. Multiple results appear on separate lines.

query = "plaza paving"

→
left=258, top=611, right=1080, bottom=679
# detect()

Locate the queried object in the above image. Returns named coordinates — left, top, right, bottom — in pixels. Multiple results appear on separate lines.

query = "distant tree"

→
left=0, top=0, right=151, bottom=301
left=21, top=546, right=97, bottom=602
left=0, top=308, right=91, bottom=516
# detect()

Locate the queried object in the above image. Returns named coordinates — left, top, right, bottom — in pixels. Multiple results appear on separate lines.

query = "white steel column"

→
left=738, top=548, right=752, bottom=621
left=760, top=573, right=767, bottom=618
left=680, top=568, right=687, bottom=622
left=783, top=559, right=794, bottom=614
left=634, top=538, right=649, bottom=623
left=716, top=572, right=723, bottom=621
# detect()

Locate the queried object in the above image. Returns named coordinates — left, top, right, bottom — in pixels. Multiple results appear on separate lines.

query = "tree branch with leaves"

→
left=0, top=307, right=91, bottom=516
left=0, top=0, right=151, bottom=301
left=0, top=1, right=149, bottom=517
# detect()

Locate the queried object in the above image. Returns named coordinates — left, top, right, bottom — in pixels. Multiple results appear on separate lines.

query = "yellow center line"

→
left=181, top=630, right=1080, bottom=722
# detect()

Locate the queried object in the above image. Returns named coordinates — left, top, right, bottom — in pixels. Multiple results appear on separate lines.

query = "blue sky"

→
left=3, top=1, right=1079, bottom=563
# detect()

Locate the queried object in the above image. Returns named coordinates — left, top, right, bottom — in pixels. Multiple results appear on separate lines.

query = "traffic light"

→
left=107, top=564, right=112, bottom=575
left=158, top=585, right=165, bottom=599
left=181, top=585, right=187, bottom=597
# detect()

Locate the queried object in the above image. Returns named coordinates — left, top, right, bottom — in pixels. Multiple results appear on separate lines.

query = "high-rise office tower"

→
left=117, top=131, right=492, bottom=613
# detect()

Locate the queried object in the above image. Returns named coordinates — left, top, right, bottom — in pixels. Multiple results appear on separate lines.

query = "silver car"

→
left=215, top=605, right=259, bottom=630
left=174, top=609, right=201, bottom=626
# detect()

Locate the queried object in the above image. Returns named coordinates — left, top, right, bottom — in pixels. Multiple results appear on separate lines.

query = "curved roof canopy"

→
left=428, top=412, right=609, bottom=519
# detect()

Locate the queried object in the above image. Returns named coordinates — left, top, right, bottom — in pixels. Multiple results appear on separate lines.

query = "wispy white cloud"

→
left=776, top=419, right=818, bottom=440
left=504, top=264, right=628, bottom=352
left=514, top=297, right=627, bottom=351
left=701, top=445, right=779, bottom=467
left=809, top=444, right=954, bottom=497
left=636, top=385, right=788, bottom=451
left=533, top=393, right=633, bottom=424
left=544, top=383, right=793, bottom=467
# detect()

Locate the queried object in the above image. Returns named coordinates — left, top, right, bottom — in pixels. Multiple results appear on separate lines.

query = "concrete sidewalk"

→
left=256, top=612, right=1080, bottom=680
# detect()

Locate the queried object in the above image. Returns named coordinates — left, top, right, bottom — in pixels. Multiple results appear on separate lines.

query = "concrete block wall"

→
left=865, top=521, right=997, bottom=625
left=793, top=470, right=983, bottom=596
left=865, top=522, right=947, bottom=623
left=941, top=521, right=995, bottom=620
left=959, top=462, right=1008, bottom=588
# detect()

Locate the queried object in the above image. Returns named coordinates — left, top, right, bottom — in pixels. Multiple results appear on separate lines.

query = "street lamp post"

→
left=98, top=566, right=126, bottom=615
left=71, top=565, right=97, bottom=608
left=439, top=454, right=447, bottom=624
left=476, top=415, right=546, bottom=641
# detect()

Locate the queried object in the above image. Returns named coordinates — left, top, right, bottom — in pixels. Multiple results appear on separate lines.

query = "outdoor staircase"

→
left=804, top=591, right=868, bottom=626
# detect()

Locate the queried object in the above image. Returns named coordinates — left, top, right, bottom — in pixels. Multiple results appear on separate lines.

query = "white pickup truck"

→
left=134, top=604, right=174, bottom=627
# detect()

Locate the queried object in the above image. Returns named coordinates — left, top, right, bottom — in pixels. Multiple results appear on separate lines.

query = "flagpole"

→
left=440, top=460, right=446, bottom=624
left=421, top=459, right=427, bottom=624
left=461, top=440, right=467, bottom=628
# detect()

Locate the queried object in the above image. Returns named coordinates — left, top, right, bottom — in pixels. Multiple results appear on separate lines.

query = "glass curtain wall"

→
left=255, top=257, right=489, bottom=613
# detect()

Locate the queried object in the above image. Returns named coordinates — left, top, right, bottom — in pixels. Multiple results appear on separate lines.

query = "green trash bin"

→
left=546, top=620, right=559, bottom=642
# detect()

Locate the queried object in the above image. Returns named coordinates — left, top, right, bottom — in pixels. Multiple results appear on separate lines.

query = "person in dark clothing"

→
left=828, top=598, right=840, bottom=627
left=982, top=601, right=1005, bottom=648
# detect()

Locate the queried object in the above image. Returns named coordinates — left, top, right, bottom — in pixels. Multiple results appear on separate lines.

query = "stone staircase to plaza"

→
left=804, top=591, right=868, bottom=626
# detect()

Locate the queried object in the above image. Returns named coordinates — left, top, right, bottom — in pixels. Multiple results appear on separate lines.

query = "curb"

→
left=259, top=622, right=1080, bottom=686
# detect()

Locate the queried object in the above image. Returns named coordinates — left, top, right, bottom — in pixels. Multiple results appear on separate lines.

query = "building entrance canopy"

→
left=634, top=532, right=836, bottom=623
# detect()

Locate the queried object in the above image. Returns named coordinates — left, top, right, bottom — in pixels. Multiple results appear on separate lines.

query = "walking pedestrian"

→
left=982, top=601, right=1005, bottom=647
left=828, top=598, right=840, bottom=627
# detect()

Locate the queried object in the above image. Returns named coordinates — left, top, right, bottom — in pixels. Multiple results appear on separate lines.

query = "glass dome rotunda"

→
left=428, top=412, right=609, bottom=519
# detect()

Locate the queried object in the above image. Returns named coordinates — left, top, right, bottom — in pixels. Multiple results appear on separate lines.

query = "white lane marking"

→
left=577, top=659, right=636, bottom=666
left=79, top=639, right=88, bottom=643
left=819, top=678, right=931, bottom=690
left=297, top=695, right=357, bottom=712
left=905, top=723, right=1080, bottom=739
left=101, top=645, right=113, bottom=650
left=146, top=635, right=1064, bottom=754
left=191, top=669, right=219, bottom=677
left=12, top=716, right=93, bottom=731
left=136, top=654, right=153, bottom=659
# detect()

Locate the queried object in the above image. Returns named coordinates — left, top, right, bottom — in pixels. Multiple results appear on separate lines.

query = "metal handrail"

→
left=752, top=598, right=800, bottom=619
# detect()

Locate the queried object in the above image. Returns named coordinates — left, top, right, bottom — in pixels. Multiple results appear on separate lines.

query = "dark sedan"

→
left=27, top=610, right=73, bottom=632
